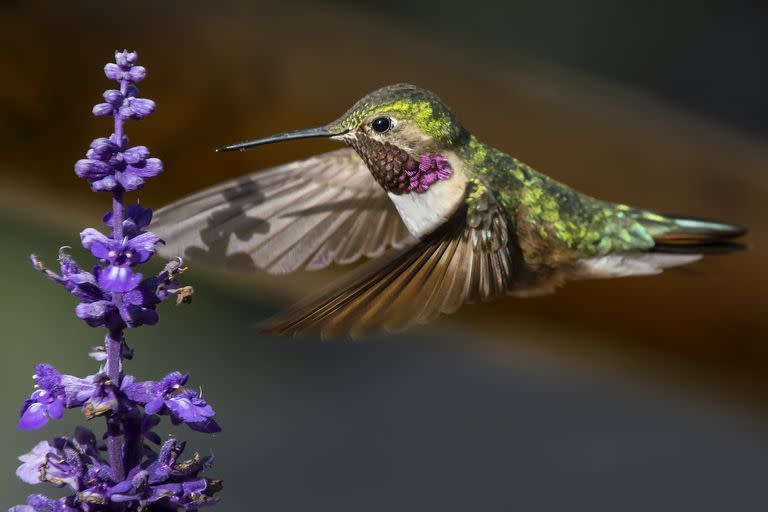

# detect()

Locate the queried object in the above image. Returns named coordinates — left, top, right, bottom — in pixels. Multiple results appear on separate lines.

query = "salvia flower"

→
left=74, top=135, right=162, bottom=192
left=108, top=439, right=220, bottom=509
left=17, top=365, right=94, bottom=431
left=13, top=50, right=221, bottom=511
left=124, top=372, right=221, bottom=433
left=80, top=226, right=160, bottom=292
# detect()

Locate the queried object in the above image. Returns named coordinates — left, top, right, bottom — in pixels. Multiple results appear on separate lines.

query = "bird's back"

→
left=458, top=136, right=744, bottom=290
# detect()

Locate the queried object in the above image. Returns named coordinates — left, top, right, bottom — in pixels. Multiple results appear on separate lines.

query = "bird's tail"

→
left=636, top=212, right=747, bottom=254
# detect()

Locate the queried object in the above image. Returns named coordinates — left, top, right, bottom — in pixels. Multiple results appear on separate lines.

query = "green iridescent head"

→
left=328, top=83, right=463, bottom=147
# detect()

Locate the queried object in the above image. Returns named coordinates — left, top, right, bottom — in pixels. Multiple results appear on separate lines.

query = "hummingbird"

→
left=153, top=84, right=746, bottom=338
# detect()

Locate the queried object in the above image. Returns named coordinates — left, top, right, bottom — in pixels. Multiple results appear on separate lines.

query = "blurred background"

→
left=2, top=1, right=767, bottom=510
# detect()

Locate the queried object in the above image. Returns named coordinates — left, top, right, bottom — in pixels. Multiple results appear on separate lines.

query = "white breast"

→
left=387, top=154, right=467, bottom=239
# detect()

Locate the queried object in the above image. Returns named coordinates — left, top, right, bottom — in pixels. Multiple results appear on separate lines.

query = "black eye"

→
left=371, top=117, right=392, bottom=133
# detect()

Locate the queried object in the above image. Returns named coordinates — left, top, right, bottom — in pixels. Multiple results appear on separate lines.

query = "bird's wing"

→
left=262, top=202, right=515, bottom=339
left=152, top=148, right=415, bottom=273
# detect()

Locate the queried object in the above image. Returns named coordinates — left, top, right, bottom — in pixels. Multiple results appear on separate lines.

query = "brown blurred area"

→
left=1, top=1, right=766, bottom=407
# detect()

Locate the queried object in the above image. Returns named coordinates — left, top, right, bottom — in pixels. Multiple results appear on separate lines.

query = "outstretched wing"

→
left=262, top=203, right=515, bottom=339
left=152, top=148, right=415, bottom=273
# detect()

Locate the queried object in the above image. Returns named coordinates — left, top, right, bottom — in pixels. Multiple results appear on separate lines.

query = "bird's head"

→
left=217, top=84, right=466, bottom=195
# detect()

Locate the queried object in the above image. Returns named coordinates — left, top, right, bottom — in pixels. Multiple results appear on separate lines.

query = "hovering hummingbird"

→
left=153, top=84, right=745, bottom=338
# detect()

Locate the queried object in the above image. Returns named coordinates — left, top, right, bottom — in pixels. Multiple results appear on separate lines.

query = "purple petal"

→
left=91, top=175, right=120, bottom=192
left=75, top=300, right=115, bottom=327
left=92, top=103, right=114, bottom=116
left=61, top=375, right=96, bottom=407
left=89, top=137, right=118, bottom=156
left=9, top=505, right=36, bottom=512
left=125, top=232, right=160, bottom=263
left=15, top=440, right=51, bottom=484
left=47, top=396, right=64, bottom=420
left=115, top=50, right=138, bottom=67
left=182, top=478, right=209, bottom=495
left=110, top=479, right=135, bottom=495
left=80, top=228, right=112, bottom=259
left=188, top=418, right=222, bottom=433
left=98, top=264, right=142, bottom=292
left=124, top=84, right=139, bottom=98
left=104, top=62, right=123, bottom=81
left=128, top=157, right=163, bottom=179
left=119, top=97, right=155, bottom=119
left=158, top=372, right=188, bottom=390
left=166, top=397, right=204, bottom=422
left=145, top=397, right=164, bottom=415
left=102, top=89, right=123, bottom=104
left=122, top=146, right=149, bottom=164
left=34, top=364, right=62, bottom=389
left=74, top=159, right=113, bottom=179
left=116, top=170, right=145, bottom=191
left=129, top=204, right=153, bottom=229
left=126, top=65, right=147, bottom=82
left=122, top=378, right=155, bottom=404
left=17, top=402, right=49, bottom=430
left=120, top=303, right=159, bottom=327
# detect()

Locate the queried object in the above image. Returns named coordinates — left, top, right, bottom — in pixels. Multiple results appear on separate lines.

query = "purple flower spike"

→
left=20, top=50, right=217, bottom=509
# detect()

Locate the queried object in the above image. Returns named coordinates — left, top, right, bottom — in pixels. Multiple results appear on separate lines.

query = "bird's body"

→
left=153, top=84, right=745, bottom=338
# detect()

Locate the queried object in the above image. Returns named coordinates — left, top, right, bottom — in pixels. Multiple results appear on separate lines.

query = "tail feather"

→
left=637, top=213, right=747, bottom=254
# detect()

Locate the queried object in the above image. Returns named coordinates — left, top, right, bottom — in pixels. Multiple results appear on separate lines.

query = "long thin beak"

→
left=215, top=126, right=343, bottom=153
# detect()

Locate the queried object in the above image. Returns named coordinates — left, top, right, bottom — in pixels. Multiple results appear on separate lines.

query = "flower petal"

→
left=74, top=159, right=113, bottom=179
left=116, top=170, right=145, bottom=191
left=104, top=62, right=123, bottom=81
left=145, top=397, right=164, bottom=415
left=75, top=300, right=115, bottom=327
left=122, top=145, right=149, bottom=164
left=47, top=396, right=64, bottom=420
left=17, top=402, right=49, bottom=430
left=91, top=175, right=120, bottom=192
left=128, top=157, right=163, bottom=179
left=98, top=264, right=142, bottom=292
left=92, top=103, right=113, bottom=116
left=15, top=441, right=51, bottom=484
left=126, top=231, right=161, bottom=263
left=188, top=418, right=222, bottom=434
left=80, top=228, right=113, bottom=259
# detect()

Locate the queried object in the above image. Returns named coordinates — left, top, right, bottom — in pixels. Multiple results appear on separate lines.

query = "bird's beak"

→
left=215, top=126, right=347, bottom=153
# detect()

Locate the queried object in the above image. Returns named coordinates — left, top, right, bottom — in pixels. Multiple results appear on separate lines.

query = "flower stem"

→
left=105, top=331, right=125, bottom=481
left=105, top=74, right=129, bottom=483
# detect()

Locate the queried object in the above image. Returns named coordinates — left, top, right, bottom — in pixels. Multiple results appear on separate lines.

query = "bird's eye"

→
left=371, top=117, right=392, bottom=133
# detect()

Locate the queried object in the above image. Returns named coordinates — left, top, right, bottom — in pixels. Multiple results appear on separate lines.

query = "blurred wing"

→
left=152, top=148, right=415, bottom=273
left=262, top=205, right=514, bottom=339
